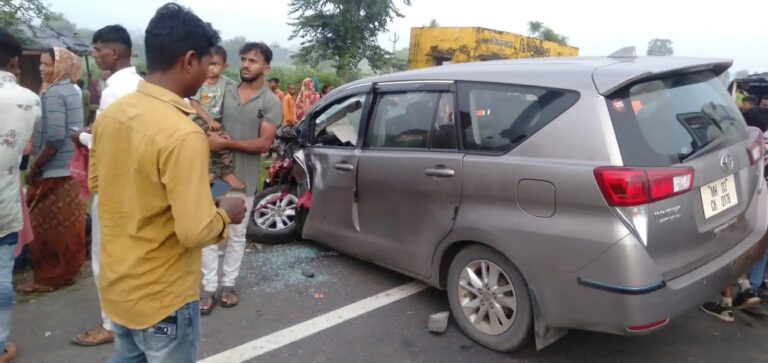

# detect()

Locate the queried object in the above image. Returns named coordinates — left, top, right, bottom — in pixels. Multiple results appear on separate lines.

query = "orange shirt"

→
left=274, top=89, right=285, bottom=102
left=283, top=93, right=297, bottom=126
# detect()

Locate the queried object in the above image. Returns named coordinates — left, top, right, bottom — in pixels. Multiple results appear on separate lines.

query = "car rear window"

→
left=457, top=82, right=579, bottom=152
left=607, top=71, right=747, bottom=167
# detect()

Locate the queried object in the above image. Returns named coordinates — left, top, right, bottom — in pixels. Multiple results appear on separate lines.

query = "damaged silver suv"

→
left=248, top=55, right=768, bottom=352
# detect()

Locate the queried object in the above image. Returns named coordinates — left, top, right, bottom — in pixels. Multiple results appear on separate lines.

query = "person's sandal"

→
left=200, top=290, right=216, bottom=315
left=72, top=325, right=114, bottom=346
left=15, top=283, right=55, bottom=294
left=220, top=287, right=239, bottom=308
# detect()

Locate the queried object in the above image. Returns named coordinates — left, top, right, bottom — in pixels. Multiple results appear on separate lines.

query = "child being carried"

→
left=189, top=45, right=244, bottom=189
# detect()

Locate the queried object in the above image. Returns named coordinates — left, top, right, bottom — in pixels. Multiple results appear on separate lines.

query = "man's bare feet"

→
left=0, top=341, right=16, bottom=363
left=222, top=174, right=245, bottom=190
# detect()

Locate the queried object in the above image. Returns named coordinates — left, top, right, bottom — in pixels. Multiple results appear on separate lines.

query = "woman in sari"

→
left=17, top=48, right=86, bottom=293
left=296, top=78, right=321, bottom=121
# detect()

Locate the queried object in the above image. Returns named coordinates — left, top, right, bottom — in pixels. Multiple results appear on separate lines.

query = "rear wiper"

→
left=681, top=136, right=725, bottom=162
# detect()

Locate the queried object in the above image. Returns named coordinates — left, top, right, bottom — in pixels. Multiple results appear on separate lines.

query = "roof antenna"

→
left=608, top=46, right=637, bottom=58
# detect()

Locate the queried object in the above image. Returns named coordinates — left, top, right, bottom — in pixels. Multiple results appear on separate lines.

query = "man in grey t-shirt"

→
left=203, top=42, right=281, bottom=312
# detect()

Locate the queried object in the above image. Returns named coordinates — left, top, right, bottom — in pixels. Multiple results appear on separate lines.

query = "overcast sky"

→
left=50, top=0, right=766, bottom=73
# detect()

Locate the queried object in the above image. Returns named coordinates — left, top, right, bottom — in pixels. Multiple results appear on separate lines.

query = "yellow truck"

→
left=408, top=27, right=579, bottom=70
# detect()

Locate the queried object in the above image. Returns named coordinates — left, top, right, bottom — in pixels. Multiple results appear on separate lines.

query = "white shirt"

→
left=79, top=66, right=141, bottom=149
left=0, top=71, right=41, bottom=237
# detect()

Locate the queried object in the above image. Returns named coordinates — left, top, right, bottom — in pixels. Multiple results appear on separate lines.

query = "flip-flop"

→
left=15, top=283, right=55, bottom=294
left=219, top=286, right=239, bottom=308
left=72, top=326, right=114, bottom=346
left=200, top=291, right=216, bottom=315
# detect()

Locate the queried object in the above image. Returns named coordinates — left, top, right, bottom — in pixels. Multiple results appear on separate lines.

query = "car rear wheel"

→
left=246, top=186, right=305, bottom=244
left=447, top=245, right=532, bottom=352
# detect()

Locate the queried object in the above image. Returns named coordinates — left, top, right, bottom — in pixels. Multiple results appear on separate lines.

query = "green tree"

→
left=1, top=0, right=49, bottom=40
left=526, top=20, right=568, bottom=46
left=527, top=21, right=544, bottom=37
left=733, top=69, right=750, bottom=81
left=221, top=36, right=248, bottom=65
left=287, top=0, right=411, bottom=80
left=45, top=12, right=76, bottom=35
left=426, top=19, right=440, bottom=28
left=45, top=11, right=95, bottom=44
left=647, top=38, right=673, bottom=56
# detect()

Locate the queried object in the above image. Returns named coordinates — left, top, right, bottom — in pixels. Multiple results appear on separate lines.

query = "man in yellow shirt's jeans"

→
left=88, top=4, right=245, bottom=362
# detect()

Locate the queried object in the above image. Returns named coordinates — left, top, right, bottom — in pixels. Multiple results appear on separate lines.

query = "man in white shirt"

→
left=0, top=29, right=41, bottom=362
left=71, top=24, right=142, bottom=347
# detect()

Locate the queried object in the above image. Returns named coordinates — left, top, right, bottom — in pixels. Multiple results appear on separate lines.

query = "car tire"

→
left=246, top=185, right=306, bottom=245
left=446, top=245, right=533, bottom=352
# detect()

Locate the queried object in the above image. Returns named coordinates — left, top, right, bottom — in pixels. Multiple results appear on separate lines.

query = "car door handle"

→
left=425, top=167, right=455, bottom=178
left=333, top=162, right=355, bottom=172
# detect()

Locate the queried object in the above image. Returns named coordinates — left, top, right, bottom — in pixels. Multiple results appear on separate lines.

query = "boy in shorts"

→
left=190, top=45, right=244, bottom=189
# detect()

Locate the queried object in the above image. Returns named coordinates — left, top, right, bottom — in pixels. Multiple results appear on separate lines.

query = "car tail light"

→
left=594, top=167, right=694, bottom=207
left=746, top=127, right=764, bottom=165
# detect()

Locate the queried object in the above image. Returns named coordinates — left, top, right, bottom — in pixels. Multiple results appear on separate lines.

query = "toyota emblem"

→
left=720, top=154, right=735, bottom=172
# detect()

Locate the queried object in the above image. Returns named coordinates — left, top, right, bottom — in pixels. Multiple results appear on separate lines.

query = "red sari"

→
left=26, top=177, right=86, bottom=288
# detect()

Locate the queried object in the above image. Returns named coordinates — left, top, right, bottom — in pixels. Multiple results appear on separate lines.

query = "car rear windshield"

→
left=606, top=71, right=747, bottom=167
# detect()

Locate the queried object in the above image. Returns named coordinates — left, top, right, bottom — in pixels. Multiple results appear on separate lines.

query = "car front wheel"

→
left=446, top=245, right=533, bottom=352
left=246, top=186, right=305, bottom=244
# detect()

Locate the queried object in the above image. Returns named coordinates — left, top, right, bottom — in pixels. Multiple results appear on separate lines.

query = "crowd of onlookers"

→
left=735, top=86, right=768, bottom=132
left=0, top=2, right=341, bottom=360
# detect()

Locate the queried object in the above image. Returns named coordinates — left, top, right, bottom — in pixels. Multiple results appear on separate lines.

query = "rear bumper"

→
left=525, top=185, right=768, bottom=335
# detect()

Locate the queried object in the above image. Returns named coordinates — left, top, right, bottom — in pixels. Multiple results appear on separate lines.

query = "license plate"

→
left=700, top=175, right=738, bottom=219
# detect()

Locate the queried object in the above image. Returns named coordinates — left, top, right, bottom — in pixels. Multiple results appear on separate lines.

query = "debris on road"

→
left=244, top=243, right=335, bottom=293
left=302, top=269, right=315, bottom=278
left=427, top=311, right=450, bottom=334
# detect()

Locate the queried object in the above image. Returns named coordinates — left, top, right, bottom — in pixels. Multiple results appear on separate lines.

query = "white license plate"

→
left=700, top=175, right=738, bottom=219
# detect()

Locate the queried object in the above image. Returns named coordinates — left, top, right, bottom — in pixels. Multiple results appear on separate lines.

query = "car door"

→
left=302, top=85, right=372, bottom=252
left=355, top=82, right=463, bottom=278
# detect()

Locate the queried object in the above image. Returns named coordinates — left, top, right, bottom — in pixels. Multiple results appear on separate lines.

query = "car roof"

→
left=342, top=56, right=733, bottom=96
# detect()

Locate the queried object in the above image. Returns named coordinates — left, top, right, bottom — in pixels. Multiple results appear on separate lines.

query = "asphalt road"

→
left=11, top=242, right=768, bottom=363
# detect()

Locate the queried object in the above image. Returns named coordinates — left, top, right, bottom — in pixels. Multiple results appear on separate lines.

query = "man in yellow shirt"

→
left=88, top=4, right=245, bottom=362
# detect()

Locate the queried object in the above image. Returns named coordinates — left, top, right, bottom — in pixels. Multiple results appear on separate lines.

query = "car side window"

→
left=312, top=93, right=367, bottom=147
left=457, top=82, right=579, bottom=152
left=366, top=91, right=440, bottom=149
left=430, top=93, right=458, bottom=150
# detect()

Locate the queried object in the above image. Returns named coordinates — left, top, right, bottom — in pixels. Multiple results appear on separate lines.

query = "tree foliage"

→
left=732, top=69, right=750, bottom=81
left=1, top=0, right=49, bottom=40
left=527, top=20, right=568, bottom=46
left=288, top=0, right=411, bottom=79
left=45, top=11, right=94, bottom=44
left=426, top=19, right=439, bottom=28
left=647, top=38, right=674, bottom=56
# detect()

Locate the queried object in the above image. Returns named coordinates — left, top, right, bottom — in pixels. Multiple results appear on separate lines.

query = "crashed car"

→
left=247, top=55, right=768, bottom=352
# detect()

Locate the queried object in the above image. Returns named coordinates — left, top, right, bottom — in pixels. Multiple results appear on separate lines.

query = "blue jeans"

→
left=748, top=250, right=768, bottom=289
left=0, top=236, right=16, bottom=352
left=109, top=301, right=201, bottom=363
